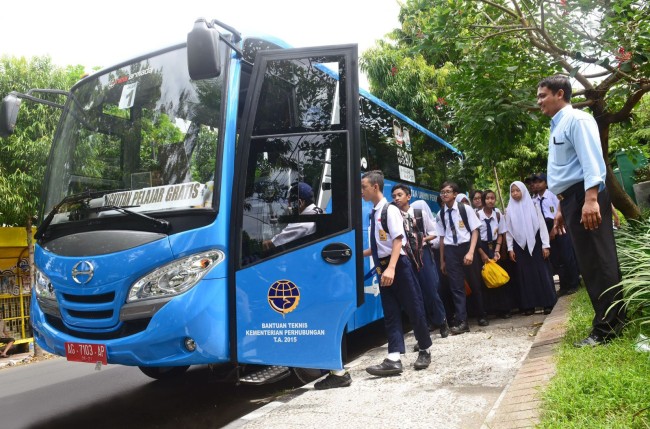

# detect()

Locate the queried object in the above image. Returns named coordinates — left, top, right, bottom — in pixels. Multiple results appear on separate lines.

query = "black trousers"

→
left=560, top=186, right=625, bottom=337
left=443, top=242, right=483, bottom=322
left=378, top=255, right=433, bottom=353
left=544, top=218, right=580, bottom=291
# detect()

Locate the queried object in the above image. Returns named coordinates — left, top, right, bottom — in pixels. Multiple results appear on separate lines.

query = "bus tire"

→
left=292, top=367, right=323, bottom=384
left=138, top=365, right=190, bottom=380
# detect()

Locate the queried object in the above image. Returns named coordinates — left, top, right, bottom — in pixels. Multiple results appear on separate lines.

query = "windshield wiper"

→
left=98, top=205, right=170, bottom=233
left=35, top=189, right=111, bottom=239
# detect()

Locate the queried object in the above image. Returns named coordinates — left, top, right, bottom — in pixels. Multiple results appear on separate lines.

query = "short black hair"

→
left=538, top=75, right=572, bottom=102
left=392, top=183, right=412, bottom=196
left=440, top=181, right=459, bottom=193
left=362, top=170, right=384, bottom=192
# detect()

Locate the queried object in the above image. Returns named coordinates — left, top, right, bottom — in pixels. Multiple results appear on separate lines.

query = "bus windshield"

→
left=42, top=46, right=224, bottom=227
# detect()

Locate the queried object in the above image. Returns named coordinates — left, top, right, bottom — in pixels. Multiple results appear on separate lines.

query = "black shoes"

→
left=543, top=307, right=553, bottom=315
left=478, top=318, right=489, bottom=327
left=440, top=321, right=450, bottom=338
left=414, top=350, right=431, bottom=370
left=366, top=358, right=403, bottom=376
left=450, top=321, right=470, bottom=335
left=574, top=333, right=610, bottom=348
left=314, top=372, right=352, bottom=390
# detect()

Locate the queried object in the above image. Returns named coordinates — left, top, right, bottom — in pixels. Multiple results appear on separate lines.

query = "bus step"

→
left=240, top=365, right=291, bottom=385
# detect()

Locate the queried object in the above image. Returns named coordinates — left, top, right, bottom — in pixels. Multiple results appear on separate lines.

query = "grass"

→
left=538, top=290, right=650, bottom=429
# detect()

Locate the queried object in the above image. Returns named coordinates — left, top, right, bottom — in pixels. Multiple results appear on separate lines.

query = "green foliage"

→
left=362, top=0, right=650, bottom=201
left=612, top=220, right=650, bottom=328
left=0, top=56, right=85, bottom=226
left=539, top=218, right=650, bottom=427
left=609, top=96, right=650, bottom=160
left=634, top=164, right=650, bottom=183
left=539, top=290, right=650, bottom=428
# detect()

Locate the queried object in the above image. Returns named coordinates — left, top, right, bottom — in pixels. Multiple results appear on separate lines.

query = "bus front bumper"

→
left=31, top=277, right=230, bottom=367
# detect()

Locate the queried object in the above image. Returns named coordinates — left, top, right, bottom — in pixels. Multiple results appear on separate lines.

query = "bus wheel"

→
left=138, top=365, right=190, bottom=380
left=292, top=367, right=323, bottom=385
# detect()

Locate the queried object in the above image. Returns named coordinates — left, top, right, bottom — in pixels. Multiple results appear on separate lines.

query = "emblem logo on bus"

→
left=72, top=261, right=94, bottom=284
left=267, top=280, right=300, bottom=316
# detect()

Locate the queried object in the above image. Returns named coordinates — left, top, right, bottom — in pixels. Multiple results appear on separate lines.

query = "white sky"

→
left=1, top=0, right=402, bottom=88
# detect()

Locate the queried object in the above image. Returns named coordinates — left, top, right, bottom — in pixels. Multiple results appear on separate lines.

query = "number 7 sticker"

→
left=119, top=82, right=138, bottom=109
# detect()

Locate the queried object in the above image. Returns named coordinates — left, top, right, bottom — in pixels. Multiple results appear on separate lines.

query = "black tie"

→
left=370, top=209, right=380, bottom=271
left=447, top=208, right=458, bottom=244
left=539, top=196, right=546, bottom=218
left=485, top=218, right=493, bottom=243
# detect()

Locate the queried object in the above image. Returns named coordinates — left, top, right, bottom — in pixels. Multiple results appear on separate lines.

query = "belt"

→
left=557, top=181, right=584, bottom=201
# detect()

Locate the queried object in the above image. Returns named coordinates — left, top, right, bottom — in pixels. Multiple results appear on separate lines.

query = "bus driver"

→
left=262, top=182, right=322, bottom=251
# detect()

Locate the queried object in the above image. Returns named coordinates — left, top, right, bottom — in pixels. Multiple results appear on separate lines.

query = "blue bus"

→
left=1, top=18, right=460, bottom=382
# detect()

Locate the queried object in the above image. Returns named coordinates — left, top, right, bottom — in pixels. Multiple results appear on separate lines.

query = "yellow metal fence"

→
left=1, top=257, right=33, bottom=346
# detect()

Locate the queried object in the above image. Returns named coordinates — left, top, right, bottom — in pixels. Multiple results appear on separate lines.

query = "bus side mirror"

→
left=0, top=93, right=21, bottom=138
left=187, top=18, right=222, bottom=80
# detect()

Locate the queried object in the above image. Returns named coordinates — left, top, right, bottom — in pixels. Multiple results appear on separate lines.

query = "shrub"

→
left=611, top=220, right=650, bottom=329
left=633, top=164, right=650, bottom=183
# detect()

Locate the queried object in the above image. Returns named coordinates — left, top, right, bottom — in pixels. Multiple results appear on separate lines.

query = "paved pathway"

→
left=482, top=296, right=569, bottom=428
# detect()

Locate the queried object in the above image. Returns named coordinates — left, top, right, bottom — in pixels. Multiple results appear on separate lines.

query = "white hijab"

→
left=506, top=181, right=540, bottom=255
left=456, top=194, right=470, bottom=206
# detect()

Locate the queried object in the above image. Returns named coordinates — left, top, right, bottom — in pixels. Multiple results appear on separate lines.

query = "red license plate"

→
left=65, top=342, right=108, bottom=365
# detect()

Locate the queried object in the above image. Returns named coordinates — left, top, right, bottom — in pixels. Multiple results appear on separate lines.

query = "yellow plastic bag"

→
left=482, top=259, right=510, bottom=289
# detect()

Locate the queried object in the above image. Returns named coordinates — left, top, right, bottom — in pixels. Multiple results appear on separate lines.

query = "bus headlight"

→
left=34, top=268, right=56, bottom=300
left=127, top=250, right=224, bottom=302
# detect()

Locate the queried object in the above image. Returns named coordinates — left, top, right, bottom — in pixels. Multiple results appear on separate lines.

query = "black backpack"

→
left=439, top=202, right=471, bottom=234
left=379, top=202, right=424, bottom=272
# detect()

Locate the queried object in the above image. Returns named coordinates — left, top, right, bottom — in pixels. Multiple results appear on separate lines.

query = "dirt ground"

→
left=238, top=313, right=547, bottom=429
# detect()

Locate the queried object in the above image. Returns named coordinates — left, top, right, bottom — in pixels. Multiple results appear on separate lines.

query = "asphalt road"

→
left=0, top=357, right=306, bottom=429
left=0, top=322, right=387, bottom=429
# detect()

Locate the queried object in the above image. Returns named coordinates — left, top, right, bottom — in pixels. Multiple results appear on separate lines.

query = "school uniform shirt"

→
left=372, top=198, right=406, bottom=258
left=546, top=105, right=606, bottom=195
left=409, top=200, right=437, bottom=247
left=435, top=201, right=481, bottom=246
left=271, top=203, right=319, bottom=247
left=534, top=190, right=560, bottom=221
left=505, top=181, right=550, bottom=254
left=476, top=208, right=507, bottom=242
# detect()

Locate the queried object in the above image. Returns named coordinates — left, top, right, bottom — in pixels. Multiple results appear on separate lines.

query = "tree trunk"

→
left=606, top=164, right=641, bottom=220
left=25, top=218, right=44, bottom=359
left=596, top=115, right=641, bottom=220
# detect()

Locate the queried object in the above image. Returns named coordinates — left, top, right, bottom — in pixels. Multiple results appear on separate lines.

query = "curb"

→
left=481, top=296, right=570, bottom=429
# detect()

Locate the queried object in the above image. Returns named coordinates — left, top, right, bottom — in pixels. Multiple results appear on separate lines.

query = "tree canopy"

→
left=362, top=0, right=650, bottom=217
left=0, top=56, right=85, bottom=226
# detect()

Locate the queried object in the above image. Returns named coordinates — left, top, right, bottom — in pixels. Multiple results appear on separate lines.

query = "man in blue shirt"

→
left=537, top=75, right=625, bottom=347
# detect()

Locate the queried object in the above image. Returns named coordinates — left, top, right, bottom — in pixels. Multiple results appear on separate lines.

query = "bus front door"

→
left=233, top=45, right=362, bottom=370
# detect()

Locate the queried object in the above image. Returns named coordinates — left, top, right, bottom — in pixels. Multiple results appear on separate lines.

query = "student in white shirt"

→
left=362, top=171, right=432, bottom=376
left=435, top=182, right=483, bottom=334
left=476, top=189, right=514, bottom=318
left=531, top=173, right=580, bottom=296
left=392, top=184, right=449, bottom=339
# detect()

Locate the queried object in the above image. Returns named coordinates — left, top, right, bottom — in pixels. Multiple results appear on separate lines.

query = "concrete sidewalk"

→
left=482, top=296, right=569, bottom=429
left=226, top=296, right=570, bottom=429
